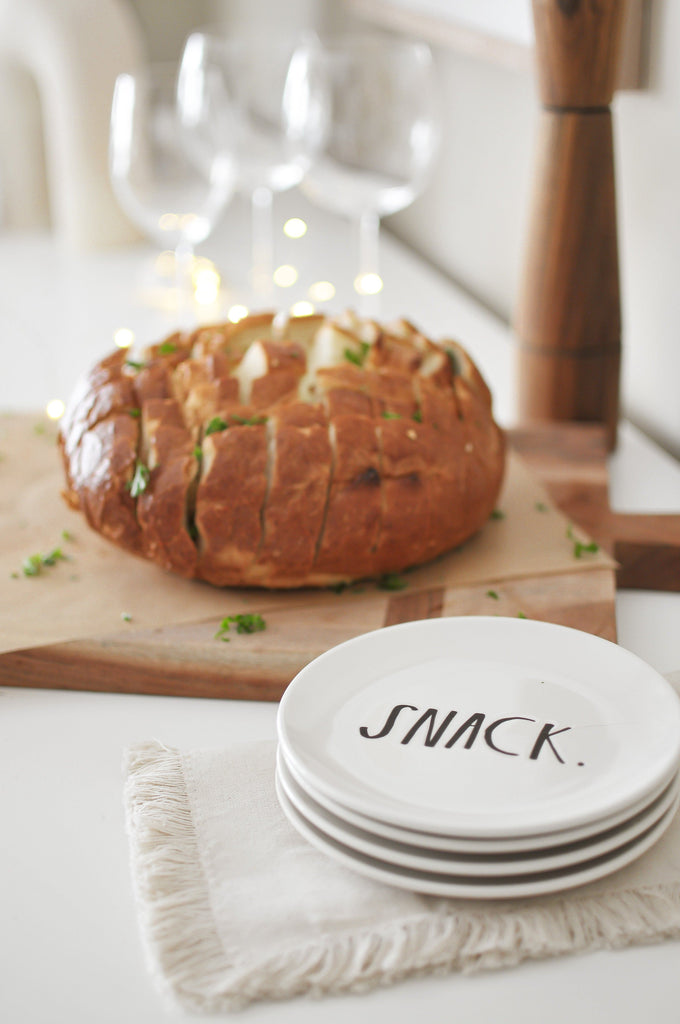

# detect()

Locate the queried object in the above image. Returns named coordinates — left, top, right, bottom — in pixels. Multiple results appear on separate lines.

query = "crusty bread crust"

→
left=58, top=311, right=505, bottom=588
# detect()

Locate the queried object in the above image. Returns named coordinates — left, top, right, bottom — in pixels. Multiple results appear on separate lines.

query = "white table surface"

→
left=1, top=191, right=680, bottom=1024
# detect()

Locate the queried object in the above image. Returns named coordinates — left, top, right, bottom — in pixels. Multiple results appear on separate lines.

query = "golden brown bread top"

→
left=58, top=310, right=505, bottom=588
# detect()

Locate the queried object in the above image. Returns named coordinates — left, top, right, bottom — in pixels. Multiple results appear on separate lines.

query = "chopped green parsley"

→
left=205, top=414, right=267, bottom=435
left=566, top=524, right=599, bottom=559
left=215, top=613, right=267, bottom=641
left=230, top=414, right=268, bottom=426
left=377, top=573, right=408, bottom=591
left=343, top=342, right=370, bottom=367
left=205, top=416, right=228, bottom=435
left=21, top=547, right=67, bottom=577
left=127, top=461, right=150, bottom=497
left=445, top=347, right=461, bottom=376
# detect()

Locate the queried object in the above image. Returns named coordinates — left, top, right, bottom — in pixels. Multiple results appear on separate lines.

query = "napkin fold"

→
left=124, top=672, right=680, bottom=1014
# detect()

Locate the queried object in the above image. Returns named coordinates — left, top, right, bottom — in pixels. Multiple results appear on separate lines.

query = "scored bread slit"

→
left=312, top=413, right=338, bottom=568
left=184, top=421, right=204, bottom=551
left=255, top=417, right=277, bottom=561
left=128, top=377, right=150, bottom=533
left=135, top=397, right=199, bottom=577
left=371, top=421, right=387, bottom=558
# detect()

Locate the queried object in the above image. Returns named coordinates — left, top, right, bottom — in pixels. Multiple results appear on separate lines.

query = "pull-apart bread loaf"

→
left=58, top=311, right=505, bottom=588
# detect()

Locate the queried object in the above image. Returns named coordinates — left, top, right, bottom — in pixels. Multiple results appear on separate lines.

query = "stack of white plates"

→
left=276, top=617, right=680, bottom=899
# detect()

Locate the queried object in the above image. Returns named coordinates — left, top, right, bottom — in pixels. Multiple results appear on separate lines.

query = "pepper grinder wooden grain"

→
left=515, top=0, right=626, bottom=450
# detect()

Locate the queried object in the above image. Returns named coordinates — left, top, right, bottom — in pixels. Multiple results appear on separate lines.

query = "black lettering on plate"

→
left=484, top=716, right=536, bottom=757
left=359, top=703, right=417, bottom=739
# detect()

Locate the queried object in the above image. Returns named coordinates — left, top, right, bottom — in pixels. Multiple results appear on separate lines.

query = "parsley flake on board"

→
left=490, top=508, right=505, bottom=520
left=566, top=524, right=599, bottom=559
left=486, top=589, right=500, bottom=600
left=215, top=613, right=267, bottom=641
left=21, top=547, right=67, bottom=577
left=377, top=573, right=408, bottom=591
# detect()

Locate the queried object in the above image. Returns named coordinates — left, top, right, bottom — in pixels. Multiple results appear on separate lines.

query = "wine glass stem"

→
left=175, top=238, right=195, bottom=324
left=357, top=210, right=381, bottom=317
left=251, top=185, right=274, bottom=305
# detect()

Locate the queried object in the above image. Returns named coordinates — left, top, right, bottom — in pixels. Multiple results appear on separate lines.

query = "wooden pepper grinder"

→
left=515, top=0, right=627, bottom=450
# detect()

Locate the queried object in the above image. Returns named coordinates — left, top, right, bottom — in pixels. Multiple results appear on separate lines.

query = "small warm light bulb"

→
left=114, top=328, right=135, bottom=349
left=308, top=280, right=335, bottom=303
left=158, top=213, right=179, bottom=232
left=228, top=304, right=249, bottom=323
left=283, top=217, right=307, bottom=239
left=46, top=399, right=65, bottom=420
left=290, top=300, right=315, bottom=317
left=155, top=250, right=176, bottom=276
left=273, top=264, right=298, bottom=288
left=354, top=273, right=384, bottom=296
left=194, top=276, right=220, bottom=306
left=193, top=261, right=221, bottom=306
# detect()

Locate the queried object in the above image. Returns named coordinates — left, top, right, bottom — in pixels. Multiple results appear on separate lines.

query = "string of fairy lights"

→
left=43, top=215, right=384, bottom=423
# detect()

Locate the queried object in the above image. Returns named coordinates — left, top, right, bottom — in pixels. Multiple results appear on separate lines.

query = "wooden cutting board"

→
left=1, top=423, right=676, bottom=700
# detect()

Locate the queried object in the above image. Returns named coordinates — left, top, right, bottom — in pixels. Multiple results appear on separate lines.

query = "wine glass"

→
left=288, top=34, right=441, bottom=313
left=109, top=62, right=237, bottom=320
left=179, top=31, right=317, bottom=306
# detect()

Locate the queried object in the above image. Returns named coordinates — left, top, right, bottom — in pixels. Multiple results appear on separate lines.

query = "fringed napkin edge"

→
left=123, top=737, right=680, bottom=1014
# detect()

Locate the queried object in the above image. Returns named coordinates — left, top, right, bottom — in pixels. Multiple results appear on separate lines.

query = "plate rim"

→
left=280, top=742, right=679, bottom=851
left=277, top=748, right=680, bottom=877
left=275, top=770, right=679, bottom=900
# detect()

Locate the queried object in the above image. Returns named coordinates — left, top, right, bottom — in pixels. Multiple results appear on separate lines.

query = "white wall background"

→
left=386, top=1, right=680, bottom=459
left=0, top=0, right=677, bottom=457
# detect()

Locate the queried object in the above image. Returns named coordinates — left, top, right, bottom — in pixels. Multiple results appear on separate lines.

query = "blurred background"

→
left=0, top=0, right=678, bottom=459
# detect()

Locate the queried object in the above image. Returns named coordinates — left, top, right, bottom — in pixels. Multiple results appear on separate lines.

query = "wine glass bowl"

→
left=109, top=62, right=236, bottom=312
left=289, top=35, right=441, bottom=305
left=180, top=32, right=316, bottom=303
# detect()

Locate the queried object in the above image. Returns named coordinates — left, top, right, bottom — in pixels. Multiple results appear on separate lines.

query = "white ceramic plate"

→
left=280, top=745, right=679, bottom=853
left=275, top=772, right=679, bottom=900
left=278, top=618, right=680, bottom=839
left=277, top=750, right=679, bottom=877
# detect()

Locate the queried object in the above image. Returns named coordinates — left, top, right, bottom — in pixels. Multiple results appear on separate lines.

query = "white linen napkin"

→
left=123, top=671, right=680, bottom=1014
